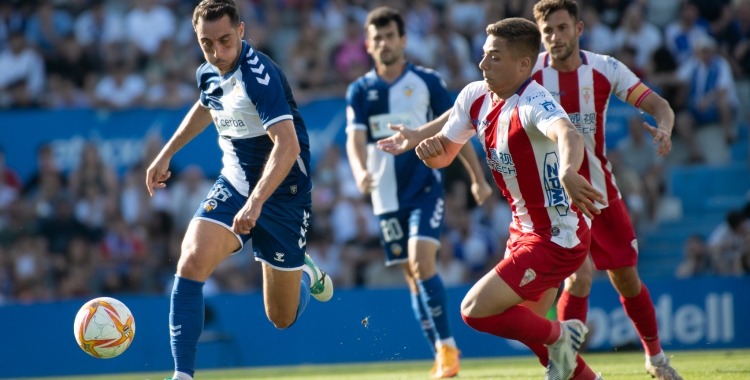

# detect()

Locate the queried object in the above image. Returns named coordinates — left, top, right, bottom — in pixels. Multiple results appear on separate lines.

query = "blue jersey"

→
left=346, top=63, right=452, bottom=215
left=197, top=40, right=311, bottom=199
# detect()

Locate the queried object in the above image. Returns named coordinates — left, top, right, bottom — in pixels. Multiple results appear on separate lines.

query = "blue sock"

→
left=411, top=292, right=437, bottom=354
left=170, top=276, right=205, bottom=378
left=291, top=272, right=311, bottom=327
left=418, top=274, right=453, bottom=344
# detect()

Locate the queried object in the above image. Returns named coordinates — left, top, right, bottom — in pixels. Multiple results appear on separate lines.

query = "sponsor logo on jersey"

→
left=567, top=112, right=597, bottom=134
left=215, top=117, right=247, bottom=129
left=390, top=243, right=403, bottom=256
left=486, top=148, right=516, bottom=175
left=525, top=91, right=546, bottom=102
left=274, top=252, right=285, bottom=262
left=367, top=89, right=379, bottom=101
left=519, top=268, right=536, bottom=287
left=582, top=86, right=592, bottom=104
left=203, top=199, right=218, bottom=212
left=404, top=85, right=414, bottom=97
left=543, top=152, right=570, bottom=216
left=541, top=100, right=557, bottom=112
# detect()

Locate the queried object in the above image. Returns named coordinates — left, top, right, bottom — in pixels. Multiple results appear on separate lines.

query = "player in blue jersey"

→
left=345, top=7, right=492, bottom=379
left=145, top=1, right=333, bottom=379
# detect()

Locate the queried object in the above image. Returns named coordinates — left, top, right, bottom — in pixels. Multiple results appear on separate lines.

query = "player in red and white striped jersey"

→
left=417, top=18, right=605, bottom=380
left=532, top=1, right=681, bottom=379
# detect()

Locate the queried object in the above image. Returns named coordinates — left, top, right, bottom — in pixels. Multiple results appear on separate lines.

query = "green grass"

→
left=13, top=349, right=750, bottom=380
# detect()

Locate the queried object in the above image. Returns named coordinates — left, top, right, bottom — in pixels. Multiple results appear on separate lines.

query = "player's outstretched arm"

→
left=638, top=92, right=675, bottom=157
left=377, top=108, right=453, bottom=156
left=146, top=101, right=212, bottom=196
left=545, top=119, right=606, bottom=219
left=457, top=143, right=492, bottom=205
left=417, top=132, right=462, bottom=169
left=346, top=129, right=374, bottom=194
left=233, top=120, right=300, bottom=234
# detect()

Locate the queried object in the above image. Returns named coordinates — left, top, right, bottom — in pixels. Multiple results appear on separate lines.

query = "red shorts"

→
left=495, top=228, right=591, bottom=302
left=589, top=198, right=638, bottom=270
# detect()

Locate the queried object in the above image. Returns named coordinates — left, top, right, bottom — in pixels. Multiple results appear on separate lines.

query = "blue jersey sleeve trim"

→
left=263, top=114, right=293, bottom=130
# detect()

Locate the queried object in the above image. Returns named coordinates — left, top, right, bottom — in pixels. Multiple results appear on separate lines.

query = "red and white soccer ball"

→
left=73, top=297, right=136, bottom=359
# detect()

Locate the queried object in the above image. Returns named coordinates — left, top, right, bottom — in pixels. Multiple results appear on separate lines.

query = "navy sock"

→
left=418, top=274, right=453, bottom=344
left=292, top=271, right=311, bottom=327
left=170, top=276, right=205, bottom=378
left=411, top=291, right=437, bottom=354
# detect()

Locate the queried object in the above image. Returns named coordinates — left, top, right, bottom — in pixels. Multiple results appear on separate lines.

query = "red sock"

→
left=525, top=342, right=595, bottom=379
left=557, top=290, right=589, bottom=323
left=462, top=305, right=561, bottom=345
left=621, top=282, right=662, bottom=356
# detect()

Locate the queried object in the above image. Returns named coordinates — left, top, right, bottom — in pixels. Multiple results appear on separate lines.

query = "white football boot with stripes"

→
left=545, top=319, right=588, bottom=380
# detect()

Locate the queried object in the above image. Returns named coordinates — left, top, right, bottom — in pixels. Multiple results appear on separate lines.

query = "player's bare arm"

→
left=146, top=101, right=213, bottom=196
left=377, top=108, right=452, bottom=155
left=457, top=143, right=493, bottom=205
left=545, top=118, right=605, bottom=219
left=232, top=120, right=300, bottom=235
left=638, top=92, right=675, bottom=157
left=346, top=129, right=374, bottom=194
left=417, top=132, right=462, bottom=169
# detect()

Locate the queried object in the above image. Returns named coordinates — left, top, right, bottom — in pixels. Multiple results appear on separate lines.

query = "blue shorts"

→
left=193, top=176, right=311, bottom=270
left=377, top=195, right=445, bottom=266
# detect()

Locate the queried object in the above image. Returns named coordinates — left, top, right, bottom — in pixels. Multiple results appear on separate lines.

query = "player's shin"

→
left=293, top=271, right=312, bottom=326
left=411, top=292, right=437, bottom=354
left=558, top=290, right=589, bottom=323
left=620, top=282, right=662, bottom=357
left=170, top=276, right=205, bottom=379
left=417, top=274, right=455, bottom=348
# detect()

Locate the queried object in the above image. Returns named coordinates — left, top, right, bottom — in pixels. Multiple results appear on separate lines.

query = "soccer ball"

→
left=73, top=297, right=136, bottom=359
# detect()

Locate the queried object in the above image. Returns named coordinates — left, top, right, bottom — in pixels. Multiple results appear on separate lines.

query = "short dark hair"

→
left=485, top=18, right=541, bottom=61
left=364, top=7, right=405, bottom=37
left=193, top=0, right=240, bottom=28
left=727, top=210, right=746, bottom=231
left=533, top=0, right=579, bottom=23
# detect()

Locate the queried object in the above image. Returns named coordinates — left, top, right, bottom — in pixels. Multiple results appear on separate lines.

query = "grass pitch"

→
left=13, top=349, right=750, bottom=380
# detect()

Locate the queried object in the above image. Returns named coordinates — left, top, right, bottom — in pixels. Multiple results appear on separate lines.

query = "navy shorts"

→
left=377, top=195, right=445, bottom=266
left=193, top=176, right=311, bottom=270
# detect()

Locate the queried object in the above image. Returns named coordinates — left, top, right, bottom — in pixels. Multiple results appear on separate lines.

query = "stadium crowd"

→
left=0, top=0, right=749, bottom=303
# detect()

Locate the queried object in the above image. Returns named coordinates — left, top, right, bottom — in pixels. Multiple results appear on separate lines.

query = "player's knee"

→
left=409, top=257, right=435, bottom=280
left=175, top=251, right=203, bottom=280
left=567, top=272, right=593, bottom=295
left=266, top=309, right=296, bottom=330
left=460, top=295, right=477, bottom=317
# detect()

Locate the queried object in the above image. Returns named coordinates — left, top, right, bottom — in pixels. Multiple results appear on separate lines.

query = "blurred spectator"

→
left=664, top=2, right=710, bottom=63
left=615, top=116, right=664, bottom=224
left=333, top=17, right=370, bottom=84
left=644, top=0, right=682, bottom=29
left=74, top=185, right=109, bottom=239
left=446, top=0, right=485, bottom=38
left=94, top=61, right=147, bottom=109
left=715, top=0, right=750, bottom=110
left=445, top=207, right=499, bottom=281
left=424, top=21, right=480, bottom=90
left=0, top=1, right=24, bottom=52
left=607, top=149, right=646, bottom=229
left=591, top=0, right=630, bottom=29
left=169, top=165, right=213, bottom=232
left=612, top=3, right=662, bottom=71
left=435, top=238, right=467, bottom=286
left=0, top=32, right=45, bottom=108
left=146, top=71, right=196, bottom=109
left=0, top=146, right=21, bottom=191
left=21, top=144, right=65, bottom=217
left=46, top=75, right=91, bottom=109
left=74, top=0, right=124, bottom=49
left=675, top=234, right=712, bottom=278
left=288, top=23, right=329, bottom=91
left=125, top=0, right=175, bottom=57
left=707, top=210, right=747, bottom=275
left=579, top=4, right=615, bottom=56
left=0, top=147, right=19, bottom=230
left=674, top=35, right=739, bottom=162
left=68, top=143, right=118, bottom=202
left=24, top=0, right=73, bottom=58
left=46, top=36, right=95, bottom=89
left=38, top=196, right=89, bottom=255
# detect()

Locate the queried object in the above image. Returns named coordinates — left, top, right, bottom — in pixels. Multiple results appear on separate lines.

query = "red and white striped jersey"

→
left=443, top=79, right=589, bottom=249
left=532, top=50, right=653, bottom=206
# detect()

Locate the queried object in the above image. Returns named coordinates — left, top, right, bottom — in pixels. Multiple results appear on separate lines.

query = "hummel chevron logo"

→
left=251, top=64, right=265, bottom=74
left=256, top=73, right=269, bottom=85
left=247, top=55, right=258, bottom=65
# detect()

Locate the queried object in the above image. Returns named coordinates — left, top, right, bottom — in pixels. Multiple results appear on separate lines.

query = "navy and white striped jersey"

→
left=197, top=40, right=311, bottom=199
left=346, top=63, right=452, bottom=215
